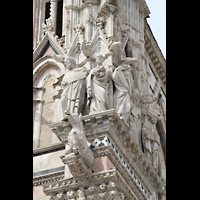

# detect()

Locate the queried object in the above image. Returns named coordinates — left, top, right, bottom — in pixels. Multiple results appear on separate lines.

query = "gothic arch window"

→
left=33, top=68, right=59, bottom=148
left=33, top=59, right=65, bottom=149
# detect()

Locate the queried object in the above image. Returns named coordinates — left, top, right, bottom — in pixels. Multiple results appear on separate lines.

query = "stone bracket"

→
left=60, top=153, right=93, bottom=177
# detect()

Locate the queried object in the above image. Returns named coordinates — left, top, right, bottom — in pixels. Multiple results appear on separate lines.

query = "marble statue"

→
left=63, top=110, right=94, bottom=168
left=112, top=58, right=138, bottom=126
left=142, top=108, right=161, bottom=171
left=61, top=56, right=89, bottom=116
left=86, top=54, right=110, bottom=114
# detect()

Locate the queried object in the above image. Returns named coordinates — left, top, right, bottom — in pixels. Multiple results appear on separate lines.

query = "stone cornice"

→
left=33, top=170, right=64, bottom=187
left=43, top=169, right=139, bottom=200
left=144, top=20, right=166, bottom=93
left=49, top=109, right=165, bottom=196
left=33, top=142, right=64, bottom=155
left=139, top=0, right=151, bottom=18
left=92, top=145, right=151, bottom=199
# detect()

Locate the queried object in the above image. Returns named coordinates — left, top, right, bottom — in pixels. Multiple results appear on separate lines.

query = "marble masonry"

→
left=33, top=0, right=166, bottom=200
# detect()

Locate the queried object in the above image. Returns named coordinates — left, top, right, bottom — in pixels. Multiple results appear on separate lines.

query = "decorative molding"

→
left=144, top=21, right=166, bottom=93
left=33, top=99, right=45, bottom=104
left=33, top=142, right=64, bottom=156
left=49, top=109, right=165, bottom=196
left=139, top=0, right=151, bottom=18
left=43, top=169, right=139, bottom=200
left=33, top=87, right=46, bottom=92
left=33, top=57, right=65, bottom=84
left=33, top=32, right=66, bottom=63
left=33, top=170, right=64, bottom=186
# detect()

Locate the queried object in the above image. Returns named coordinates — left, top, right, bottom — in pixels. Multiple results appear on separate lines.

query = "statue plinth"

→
left=60, top=153, right=93, bottom=177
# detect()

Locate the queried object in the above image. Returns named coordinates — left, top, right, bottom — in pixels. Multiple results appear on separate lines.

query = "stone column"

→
left=33, top=89, right=45, bottom=149
left=86, top=4, right=92, bottom=42
left=106, top=5, right=118, bottom=43
left=52, top=86, right=63, bottom=144
left=65, top=9, right=71, bottom=48
left=50, top=0, right=59, bottom=33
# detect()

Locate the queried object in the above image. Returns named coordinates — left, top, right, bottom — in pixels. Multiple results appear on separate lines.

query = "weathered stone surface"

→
left=33, top=0, right=166, bottom=199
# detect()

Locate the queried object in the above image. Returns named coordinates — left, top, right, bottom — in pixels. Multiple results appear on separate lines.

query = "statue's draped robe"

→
left=142, top=110, right=160, bottom=167
left=61, top=67, right=88, bottom=114
left=112, top=65, right=134, bottom=125
left=86, top=66, right=110, bottom=114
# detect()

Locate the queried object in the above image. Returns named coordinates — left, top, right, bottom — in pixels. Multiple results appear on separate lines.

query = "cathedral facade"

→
left=33, top=0, right=166, bottom=200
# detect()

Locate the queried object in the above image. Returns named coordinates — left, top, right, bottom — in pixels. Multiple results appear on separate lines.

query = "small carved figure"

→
left=142, top=108, right=161, bottom=171
left=61, top=56, right=89, bottom=116
left=73, top=23, right=85, bottom=35
left=86, top=54, right=110, bottom=114
left=42, top=18, right=54, bottom=32
left=96, top=15, right=106, bottom=30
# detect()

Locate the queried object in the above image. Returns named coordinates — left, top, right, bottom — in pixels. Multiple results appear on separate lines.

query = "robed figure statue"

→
left=86, top=54, right=110, bottom=114
left=61, top=56, right=89, bottom=116
left=112, top=58, right=138, bottom=126
left=142, top=108, right=161, bottom=171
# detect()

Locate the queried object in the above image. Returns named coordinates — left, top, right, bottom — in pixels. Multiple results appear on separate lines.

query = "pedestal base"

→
left=60, top=153, right=93, bottom=177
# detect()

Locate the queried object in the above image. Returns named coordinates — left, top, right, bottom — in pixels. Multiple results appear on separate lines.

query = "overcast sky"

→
left=145, top=0, right=166, bottom=58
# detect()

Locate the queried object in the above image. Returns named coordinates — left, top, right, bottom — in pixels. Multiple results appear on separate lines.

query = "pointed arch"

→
left=33, top=55, right=66, bottom=86
left=33, top=56, right=65, bottom=149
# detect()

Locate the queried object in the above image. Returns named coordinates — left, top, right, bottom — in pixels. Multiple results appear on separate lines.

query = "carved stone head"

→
left=64, top=56, right=76, bottom=69
left=96, top=54, right=105, bottom=65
